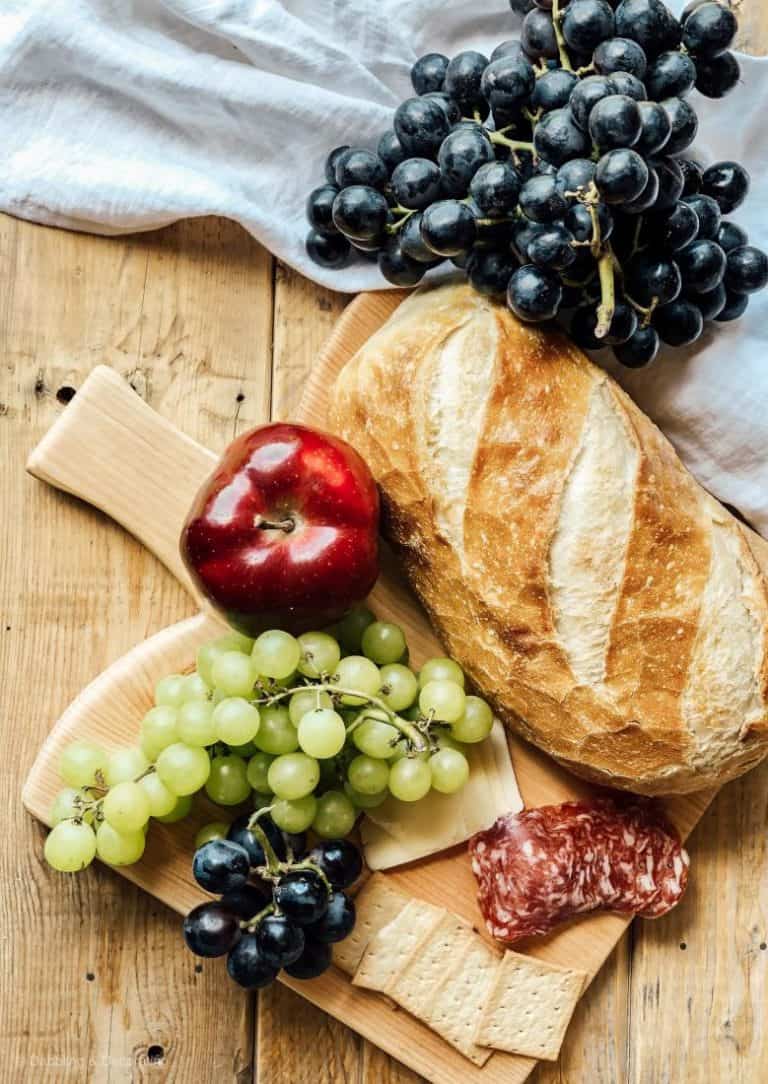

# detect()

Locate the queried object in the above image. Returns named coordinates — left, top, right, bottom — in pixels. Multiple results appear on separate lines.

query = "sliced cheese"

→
left=361, top=720, right=522, bottom=870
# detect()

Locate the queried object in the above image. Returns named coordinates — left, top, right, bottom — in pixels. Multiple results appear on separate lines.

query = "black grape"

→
left=507, top=265, right=563, bottom=321
left=695, top=51, right=741, bottom=98
left=701, top=161, right=750, bottom=214
left=654, top=298, right=704, bottom=346
left=411, top=53, right=450, bottom=95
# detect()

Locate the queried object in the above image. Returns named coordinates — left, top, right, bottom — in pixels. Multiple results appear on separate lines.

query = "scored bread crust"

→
left=329, top=282, right=768, bottom=795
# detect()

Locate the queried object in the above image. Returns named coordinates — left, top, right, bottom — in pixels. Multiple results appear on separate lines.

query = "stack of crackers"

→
left=334, top=875, right=587, bottom=1066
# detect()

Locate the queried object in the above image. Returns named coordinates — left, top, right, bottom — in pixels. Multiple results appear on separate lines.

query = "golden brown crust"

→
left=329, top=283, right=768, bottom=795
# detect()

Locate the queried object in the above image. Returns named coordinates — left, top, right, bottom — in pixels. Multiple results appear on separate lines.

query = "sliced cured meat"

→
left=469, top=798, right=690, bottom=943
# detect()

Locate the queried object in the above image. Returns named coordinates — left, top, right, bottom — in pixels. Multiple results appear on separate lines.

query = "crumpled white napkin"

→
left=2, top=0, right=768, bottom=533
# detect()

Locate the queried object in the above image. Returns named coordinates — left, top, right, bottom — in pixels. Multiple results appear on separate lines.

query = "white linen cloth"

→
left=2, top=0, right=768, bottom=532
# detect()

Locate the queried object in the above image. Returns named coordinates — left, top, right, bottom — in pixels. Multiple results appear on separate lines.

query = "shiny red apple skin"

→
left=181, top=422, right=380, bottom=635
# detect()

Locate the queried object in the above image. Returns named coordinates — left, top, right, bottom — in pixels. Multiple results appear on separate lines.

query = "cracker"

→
left=474, top=950, right=587, bottom=1061
left=352, top=899, right=445, bottom=994
left=393, top=913, right=478, bottom=1019
left=333, top=874, right=408, bottom=976
left=422, top=931, right=502, bottom=1066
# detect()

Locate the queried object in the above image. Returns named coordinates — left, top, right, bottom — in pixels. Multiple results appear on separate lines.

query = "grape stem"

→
left=488, top=132, right=535, bottom=153
left=551, top=0, right=574, bottom=73
left=595, top=246, right=616, bottom=339
left=242, top=901, right=275, bottom=933
left=386, top=208, right=415, bottom=235
left=246, top=808, right=333, bottom=896
left=66, top=763, right=158, bottom=824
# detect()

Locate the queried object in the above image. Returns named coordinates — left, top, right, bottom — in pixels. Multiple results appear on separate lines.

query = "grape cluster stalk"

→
left=306, top=0, right=768, bottom=368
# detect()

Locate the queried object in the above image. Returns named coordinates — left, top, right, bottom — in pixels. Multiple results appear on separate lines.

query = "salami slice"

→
left=469, top=798, right=690, bottom=943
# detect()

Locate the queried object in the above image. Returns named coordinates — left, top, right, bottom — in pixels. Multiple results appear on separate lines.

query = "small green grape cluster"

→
left=43, top=606, right=494, bottom=874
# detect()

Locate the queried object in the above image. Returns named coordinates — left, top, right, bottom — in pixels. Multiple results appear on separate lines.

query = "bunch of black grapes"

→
left=305, top=0, right=767, bottom=368
left=183, top=815, right=361, bottom=989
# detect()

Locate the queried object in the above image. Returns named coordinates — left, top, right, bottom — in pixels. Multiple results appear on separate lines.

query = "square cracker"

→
left=352, top=899, right=445, bottom=994
left=474, top=950, right=587, bottom=1062
left=421, top=930, right=502, bottom=1067
left=333, top=874, right=408, bottom=976
left=394, top=913, right=480, bottom=1019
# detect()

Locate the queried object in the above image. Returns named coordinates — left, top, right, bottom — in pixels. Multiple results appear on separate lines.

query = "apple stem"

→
left=256, top=517, right=295, bottom=533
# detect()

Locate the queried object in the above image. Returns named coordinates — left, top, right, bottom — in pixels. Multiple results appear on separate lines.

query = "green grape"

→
left=211, top=651, right=256, bottom=697
left=252, top=629, right=301, bottom=680
left=177, top=699, right=217, bottom=747
left=297, top=631, right=341, bottom=678
left=389, top=757, right=432, bottom=802
left=246, top=752, right=274, bottom=794
left=271, top=795, right=317, bottom=833
left=102, top=781, right=151, bottom=832
left=388, top=738, right=429, bottom=763
left=337, top=605, right=375, bottom=652
left=59, top=742, right=107, bottom=788
left=288, top=688, right=333, bottom=726
left=344, top=782, right=389, bottom=810
left=50, top=787, right=85, bottom=825
left=44, top=821, right=97, bottom=872
left=155, top=674, right=188, bottom=708
left=334, top=655, right=382, bottom=706
left=429, top=748, right=470, bottom=794
left=297, top=708, right=346, bottom=759
left=312, top=790, right=357, bottom=838
left=195, top=821, right=230, bottom=849
left=253, top=705, right=299, bottom=755
left=154, top=793, right=193, bottom=823
left=227, top=740, right=257, bottom=757
left=197, top=632, right=254, bottom=683
left=95, top=822, right=146, bottom=866
left=348, top=754, right=390, bottom=795
left=433, top=730, right=464, bottom=753
left=138, top=771, right=177, bottom=818
left=361, top=621, right=407, bottom=666
left=103, top=746, right=149, bottom=787
left=450, top=696, right=494, bottom=743
left=379, top=663, right=419, bottom=711
left=418, top=657, right=465, bottom=689
left=267, top=752, right=320, bottom=800
left=156, top=743, right=210, bottom=796
left=205, top=754, right=251, bottom=806
left=182, top=673, right=210, bottom=702
left=419, top=680, right=466, bottom=723
left=352, top=713, right=400, bottom=758
left=212, top=697, right=260, bottom=746
left=140, top=705, right=179, bottom=760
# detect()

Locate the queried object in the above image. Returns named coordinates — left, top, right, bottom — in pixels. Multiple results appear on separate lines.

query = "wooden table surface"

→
left=3, top=9, right=768, bottom=1081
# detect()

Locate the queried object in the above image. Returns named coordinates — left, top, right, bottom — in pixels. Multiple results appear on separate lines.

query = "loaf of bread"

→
left=329, top=282, right=768, bottom=795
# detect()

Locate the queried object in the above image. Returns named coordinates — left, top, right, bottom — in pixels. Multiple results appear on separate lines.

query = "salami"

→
left=469, top=798, right=690, bottom=943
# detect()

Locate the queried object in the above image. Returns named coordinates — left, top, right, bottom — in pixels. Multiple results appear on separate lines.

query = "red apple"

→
left=181, top=422, right=380, bottom=634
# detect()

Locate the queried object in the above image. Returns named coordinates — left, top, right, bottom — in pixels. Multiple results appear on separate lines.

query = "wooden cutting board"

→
left=22, top=290, right=766, bottom=1084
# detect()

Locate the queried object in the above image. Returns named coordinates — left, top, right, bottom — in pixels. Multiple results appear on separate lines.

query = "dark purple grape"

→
left=468, top=248, right=518, bottom=297
left=656, top=200, right=700, bottom=252
left=695, top=51, right=741, bottom=98
left=227, top=813, right=286, bottom=866
left=652, top=156, right=684, bottom=211
left=306, top=185, right=339, bottom=235
left=284, top=938, right=333, bottom=980
left=444, top=51, right=489, bottom=113
left=411, top=53, right=449, bottom=95
left=653, top=298, right=704, bottom=345
left=678, top=157, right=704, bottom=196
left=481, top=55, right=536, bottom=114
left=556, top=157, right=597, bottom=195
left=682, top=193, right=721, bottom=239
left=424, top=92, right=462, bottom=125
left=644, top=50, right=696, bottom=99
left=676, top=239, right=727, bottom=292
left=470, top=161, right=521, bottom=216
left=715, top=290, right=749, bottom=321
left=688, top=282, right=727, bottom=320
left=625, top=253, right=682, bottom=305
left=438, top=127, right=495, bottom=197
left=511, top=218, right=548, bottom=260
left=563, top=0, right=615, bottom=53
left=531, top=68, right=579, bottom=112
left=589, top=94, right=642, bottom=150
left=682, top=2, right=737, bottom=57
left=568, top=247, right=600, bottom=284
left=507, top=265, right=562, bottom=321
left=332, top=186, right=389, bottom=241
left=528, top=225, right=577, bottom=270
left=569, top=75, right=617, bottom=130
left=335, top=149, right=388, bottom=191
left=227, top=934, right=279, bottom=989
left=221, top=882, right=272, bottom=919
left=394, top=96, right=451, bottom=158
left=192, top=839, right=250, bottom=894
left=614, top=0, right=682, bottom=58
left=660, top=97, right=698, bottom=156
left=400, top=213, right=440, bottom=263
left=533, top=108, right=590, bottom=166
left=595, top=148, right=649, bottom=204
left=492, top=39, right=528, bottom=62
left=623, top=166, right=660, bottom=213
left=510, top=0, right=537, bottom=11
left=184, top=902, right=241, bottom=958
left=614, top=325, right=660, bottom=366
left=307, top=839, right=363, bottom=890
left=701, top=161, right=750, bottom=214
left=274, top=870, right=329, bottom=927
left=256, top=914, right=306, bottom=968
left=521, top=8, right=558, bottom=59
left=377, top=131, right=406, bottom=173
left=391, top=158, right=442, bottom=210
left=716, top=220, right=748, bottom=254
left=608, top=71, right=647, bottom=99
left=520, top=174, right=568, bottom=222
left=420, top=201, right=477, bottom=256
left=724, top=246, right=768, bottom=294
left=306, top=230, right=350, bottom=270
left=635, top=100, right=671, bottom=156
left=378, top=236, right=426, bottom=286
left=593, top=37, right=647, bottom=78
left=304, top=891, right=356, bottom=944
left=571, top=299, right=638, bottom=347
left=565, top=201, right=614, bottom=244
left=324, top=145, right=349, bottom=185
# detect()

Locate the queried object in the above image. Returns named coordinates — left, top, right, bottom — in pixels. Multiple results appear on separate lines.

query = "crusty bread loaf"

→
left=329, top=282, right=768, bottom=795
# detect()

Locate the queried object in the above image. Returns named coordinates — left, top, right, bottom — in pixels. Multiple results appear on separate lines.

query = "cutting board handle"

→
left=26, top=366, right=217, bottom=596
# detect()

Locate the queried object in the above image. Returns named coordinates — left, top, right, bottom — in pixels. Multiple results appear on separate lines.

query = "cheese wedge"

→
left=361, top=720, right=522, bottom=869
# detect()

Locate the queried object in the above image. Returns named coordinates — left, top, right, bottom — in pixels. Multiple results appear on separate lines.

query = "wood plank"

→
left=0, top=213, right=272, bottom=1082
